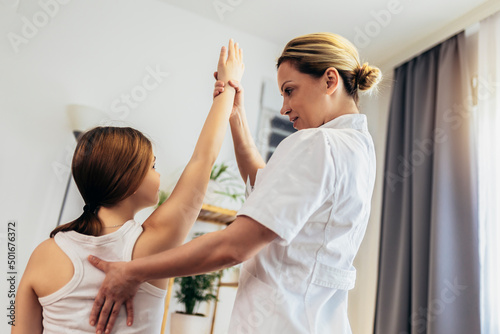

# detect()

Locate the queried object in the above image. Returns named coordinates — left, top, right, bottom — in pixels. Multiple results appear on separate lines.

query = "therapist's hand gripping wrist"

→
left=213, top=78, right=245, bottom=118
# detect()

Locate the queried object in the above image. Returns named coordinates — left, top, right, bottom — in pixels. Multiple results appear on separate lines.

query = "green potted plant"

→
left=205, top=162, right=245, bottom=210
left=174, top=271, right=222, bottom=314
left=170, top=234, right=223, bottom=334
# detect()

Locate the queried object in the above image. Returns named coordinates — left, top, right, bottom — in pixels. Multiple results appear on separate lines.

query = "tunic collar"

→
left=319, top=113, right=368, bottom=131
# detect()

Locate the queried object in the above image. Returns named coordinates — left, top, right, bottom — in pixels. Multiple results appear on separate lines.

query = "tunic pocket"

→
left=304, top=263, right=355, bottom=333
left=311, top=262, right=356, bottom=290
left=229, top=267, right=291, bottom=334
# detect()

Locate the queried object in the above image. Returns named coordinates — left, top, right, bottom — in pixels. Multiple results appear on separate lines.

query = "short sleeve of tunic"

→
left=237, top=128, right=335, bottom=245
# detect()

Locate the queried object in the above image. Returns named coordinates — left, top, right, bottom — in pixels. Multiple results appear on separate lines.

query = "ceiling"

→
left=159, top=0, right=493, bottom=67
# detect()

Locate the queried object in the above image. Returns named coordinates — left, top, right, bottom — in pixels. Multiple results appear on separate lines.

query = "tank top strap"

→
left=122, top=221, right=143, bottom=261
left=38, top=232, right=84, bottom=306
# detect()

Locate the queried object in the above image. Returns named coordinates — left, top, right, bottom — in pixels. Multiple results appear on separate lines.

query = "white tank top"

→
left=38, top=220, right=166, bottom=333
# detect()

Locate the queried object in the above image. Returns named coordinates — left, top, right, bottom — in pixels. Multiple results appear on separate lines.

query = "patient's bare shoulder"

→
left=26, top=237, right=74, bottom=298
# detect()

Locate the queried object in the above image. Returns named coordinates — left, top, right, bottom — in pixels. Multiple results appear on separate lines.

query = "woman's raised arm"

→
left=134, top=40, right=244, bottom=258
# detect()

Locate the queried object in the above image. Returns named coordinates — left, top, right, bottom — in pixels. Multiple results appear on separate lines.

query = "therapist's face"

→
left=277, top=61, right=331, bottom=130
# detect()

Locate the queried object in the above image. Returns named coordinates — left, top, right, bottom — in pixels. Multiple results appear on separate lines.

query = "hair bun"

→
left=357, top=62, right=382, bottom=91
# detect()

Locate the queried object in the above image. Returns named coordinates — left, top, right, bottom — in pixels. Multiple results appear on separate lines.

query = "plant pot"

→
left=170, top=312, right=210, bottom=334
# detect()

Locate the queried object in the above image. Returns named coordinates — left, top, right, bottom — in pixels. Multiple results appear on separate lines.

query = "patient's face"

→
left=132, top=155, right=160, bottom=208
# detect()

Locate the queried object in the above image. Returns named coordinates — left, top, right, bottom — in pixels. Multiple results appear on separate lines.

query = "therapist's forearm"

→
left=128, top=229, right=239, bottom=283
left=229, top=108, right=266, bottom=185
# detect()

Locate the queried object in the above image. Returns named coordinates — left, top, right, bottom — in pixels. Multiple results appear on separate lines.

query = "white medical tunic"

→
left=228, top=114, right=376, bottom=334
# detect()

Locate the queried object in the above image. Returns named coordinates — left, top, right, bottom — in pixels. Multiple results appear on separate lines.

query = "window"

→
left=473, top=12, right=500, bottom=333
left=256, top=79, right=296, bottom=161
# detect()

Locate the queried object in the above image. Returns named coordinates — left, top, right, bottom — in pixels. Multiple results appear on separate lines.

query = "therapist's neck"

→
left=322, top=94, right=359, bottom=125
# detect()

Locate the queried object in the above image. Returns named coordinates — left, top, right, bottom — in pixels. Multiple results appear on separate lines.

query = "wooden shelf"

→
left=219, top=282, right=238, bottom=288
left=198, top=203, right=237, bottom=225
left=198, top=205, right=239, bottom=334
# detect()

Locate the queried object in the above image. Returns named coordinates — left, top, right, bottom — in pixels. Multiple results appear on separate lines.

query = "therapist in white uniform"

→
left=88, top=32, right=382, bottom=334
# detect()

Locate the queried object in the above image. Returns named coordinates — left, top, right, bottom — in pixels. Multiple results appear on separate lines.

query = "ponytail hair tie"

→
left=83, top=203, right=98, bottom=213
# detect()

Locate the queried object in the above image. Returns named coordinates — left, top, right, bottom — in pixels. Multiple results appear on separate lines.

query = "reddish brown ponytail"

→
left=50, top=127, right=153, bottom=237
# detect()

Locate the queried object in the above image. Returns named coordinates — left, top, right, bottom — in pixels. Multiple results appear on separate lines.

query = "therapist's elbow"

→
left=218, top=252, right=243, bottom=269
left=229, top=248, right=253, bottom=265
left=226, top=242, right=266, bottom=265
left=218, top=244, right=246, bottom=268
left=216, top=216, right=276, bottom=266
left=217, top=237, right=251, bottom=267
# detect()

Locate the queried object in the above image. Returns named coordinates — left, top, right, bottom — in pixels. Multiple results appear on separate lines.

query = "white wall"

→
left=0, top=0, right=280, bottom=333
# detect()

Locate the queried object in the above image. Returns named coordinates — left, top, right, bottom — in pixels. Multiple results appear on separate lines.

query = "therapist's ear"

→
left=324, top=67, right=339, bottom=96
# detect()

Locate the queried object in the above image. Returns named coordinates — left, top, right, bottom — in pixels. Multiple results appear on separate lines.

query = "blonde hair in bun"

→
left=356, top=62, right=382, bottom=92
left=277, top=32, right=382, bottom=103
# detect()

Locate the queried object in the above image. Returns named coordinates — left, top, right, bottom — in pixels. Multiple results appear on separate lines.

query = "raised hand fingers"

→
left=227, top=38, right=234, bottom=58
left=218, top=45, right=227, bottom=69
left=217, top=39, right=244, bottom=82
left=225, top=39, right=244, bottom=63
left=231, top=41, right=243, bottom=62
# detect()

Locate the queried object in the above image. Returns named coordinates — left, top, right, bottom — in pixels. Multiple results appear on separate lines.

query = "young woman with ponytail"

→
left=13, top=39, right=244, bottom=334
